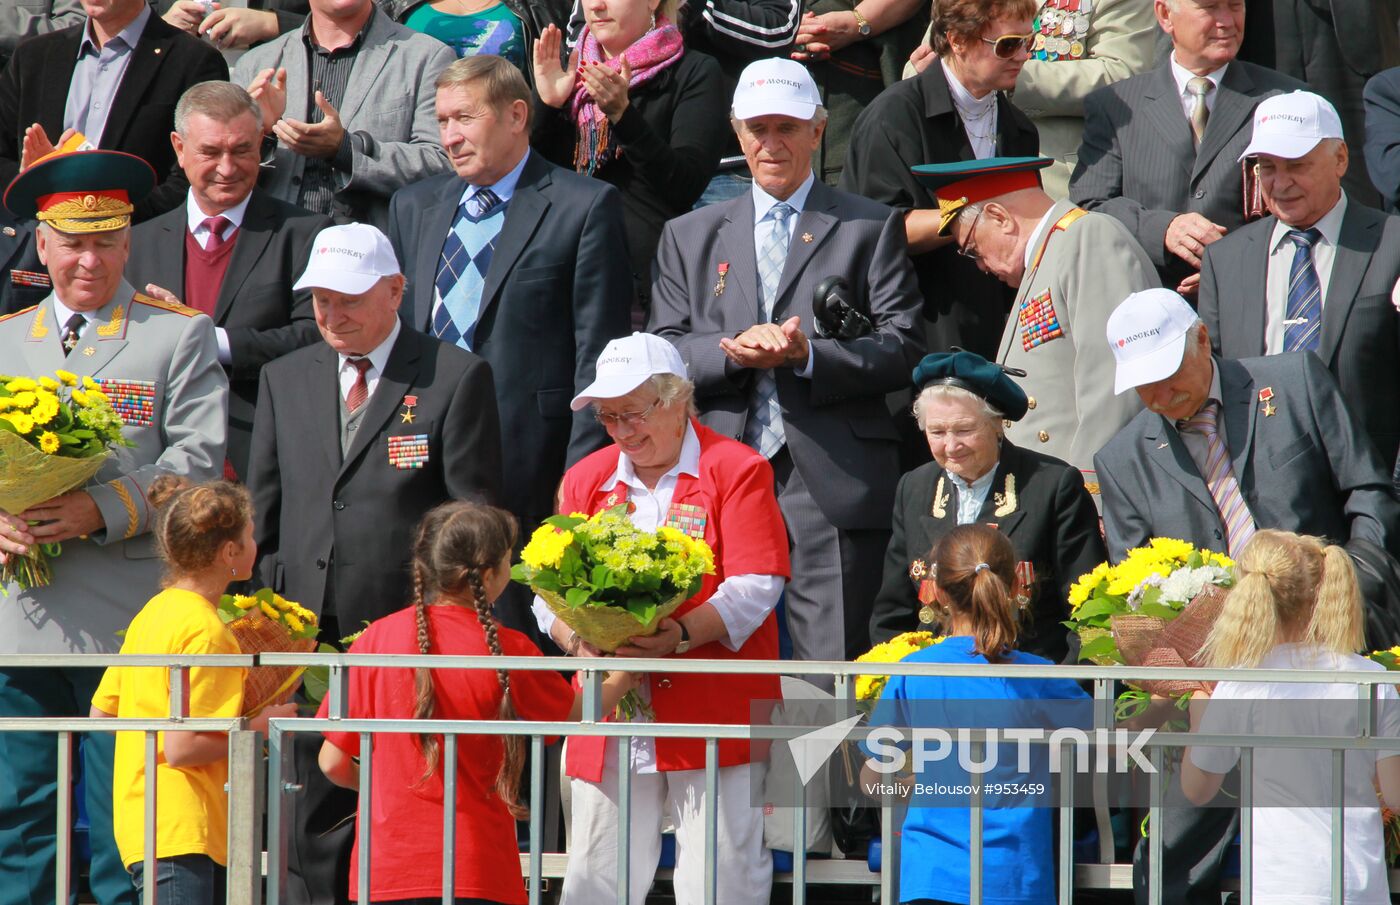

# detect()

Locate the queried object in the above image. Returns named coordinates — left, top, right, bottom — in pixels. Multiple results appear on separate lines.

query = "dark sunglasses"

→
left=981, top=32, right=1035, bottom=59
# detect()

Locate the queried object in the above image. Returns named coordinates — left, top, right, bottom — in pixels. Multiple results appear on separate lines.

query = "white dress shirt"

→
left=50, top=296, right=91, bottom=344
left=750, top=174, right=816, bottom=378
left=1172, top=363, right=1231, bottom=478
left=948, top=467, right=998, bottom=525
left=337, top=318, right=400, bottom=404
left=943, top=59, right=998, bottom=160
left=184, top=191, right=254, bottom=366
left=1169, top=55, right=1228, bottom=122
left=1263, top=193, right=1346, bottom=355
left=1022, top=203, right=1060, bottom=271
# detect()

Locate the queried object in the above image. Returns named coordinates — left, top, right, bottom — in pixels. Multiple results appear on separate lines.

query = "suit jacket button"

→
left=333, top=500, right=345, bottom=511
left=657, top=678, right=673, bottom=689
left=316, top=558, right=327, bottom=569
left=1026, top=396, right=1037, bottom=410
left=1194, top=190, right=1205, bottom=199
left=1038, top=430, right=1050, bottom=442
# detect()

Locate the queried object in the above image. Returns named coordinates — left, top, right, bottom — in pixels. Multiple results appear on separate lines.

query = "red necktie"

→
left=345, top=358, right=371, bottom=413
left=201, top=215, right=233, bottom=251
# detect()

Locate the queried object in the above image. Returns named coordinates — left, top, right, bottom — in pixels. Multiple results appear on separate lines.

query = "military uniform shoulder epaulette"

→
left=132, top=292, right=200, bottom=317
left=0, top=304, right=38, bottom=325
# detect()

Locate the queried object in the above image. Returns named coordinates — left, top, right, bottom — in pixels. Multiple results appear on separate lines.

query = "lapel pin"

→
left=153, top=47, right=161, bottom=54
left=1157, top=442, right=1169, bottom=449
left=1258, top=386, right=1276, bottom=417
left=82, top=347, right=95, bottom=356
left=801, top=232, right=814, bottom=243
left=2, top=227, right=13, bottom=237
left=713, top=262, right=729, bottom=297
left=400, top=394, right=418, bottom=424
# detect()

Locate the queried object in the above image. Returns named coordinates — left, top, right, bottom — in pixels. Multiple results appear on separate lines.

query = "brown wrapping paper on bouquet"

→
left=223, top=607, right=316, bottom=716
left=1110, top=584, right=1227, bottom=697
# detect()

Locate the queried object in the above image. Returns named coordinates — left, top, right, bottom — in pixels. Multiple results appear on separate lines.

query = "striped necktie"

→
left=1283, top=227, right=1322, bottom=352
left=1187, top=76, right=1212, bottom=147
left=743, top=202, right=792, bottom=458
left=1179, top=400, right=1256, bottom=556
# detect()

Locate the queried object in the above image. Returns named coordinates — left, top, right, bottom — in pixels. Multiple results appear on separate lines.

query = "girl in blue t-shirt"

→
left=865, top=523, right=1087, bottom=905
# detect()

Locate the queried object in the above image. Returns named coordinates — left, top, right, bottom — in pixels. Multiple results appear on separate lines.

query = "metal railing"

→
left=5, top=653, right=1400, bottom=905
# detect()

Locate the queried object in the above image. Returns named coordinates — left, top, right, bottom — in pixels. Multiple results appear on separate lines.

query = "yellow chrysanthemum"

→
left=30, top=395, right=58, bottom=426
left=0, top=398, right=10, bottom=412
left=1147, top=537, right=1193, bottom=562
left=9, top=391, right=35, bottom=410
left=81, top=375, right=99, bottom=390
left=854, top=631, right=946, bottom=701
left=88, top=388, right=110, bottom=404
left=37, top=431, right=59, bottom=454
left=54, top=370, right=78, bottom=387
left=71, top=390, right=90, bottom=407
left=5, top=377, right=36, bottom=392
left=285, top=614, right=305, bottom=634
left=4, top=412, right=34, bottom=434
left=520, top=525, right=573, bottom=570
left=234, top=594, right=259, bottom=610
left=37, top=376, right=58, bottom=392
left=259, top=601, right=279, bottom=619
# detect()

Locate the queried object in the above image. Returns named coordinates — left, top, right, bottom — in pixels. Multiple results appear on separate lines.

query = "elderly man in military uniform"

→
left=920, top=156, right=1158, bottom=497
left=0, top=149, right=227, bottom=905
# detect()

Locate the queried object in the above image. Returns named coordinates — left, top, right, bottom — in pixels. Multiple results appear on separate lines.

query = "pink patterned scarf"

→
left=569, top=15, right=685, bottom=174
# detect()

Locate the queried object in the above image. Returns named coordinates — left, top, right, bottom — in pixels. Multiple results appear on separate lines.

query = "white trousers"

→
left=560, top=741, right=772, bottom=905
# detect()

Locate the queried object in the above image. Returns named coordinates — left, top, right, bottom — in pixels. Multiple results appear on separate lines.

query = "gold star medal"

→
left=400, top=394, right=417, bottom=424
left=1258, top=386, right=1276, bottom=417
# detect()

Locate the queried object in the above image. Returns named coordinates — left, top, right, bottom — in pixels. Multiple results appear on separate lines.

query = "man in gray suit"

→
left=233, top=0, right=454, bottom=230
left=1199, top=91, right=1400, bottom=469
left=649, top=58, right=924, bottom=666
left=0, top=150, right=226, bottom=905
left=1069, top=0, right=1305, bottom=296
left=1095, top=287, right=1399, bottom=905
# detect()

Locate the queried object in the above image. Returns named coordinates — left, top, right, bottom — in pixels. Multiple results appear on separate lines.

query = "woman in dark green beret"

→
left=867, top=350, right=1105, bottom=662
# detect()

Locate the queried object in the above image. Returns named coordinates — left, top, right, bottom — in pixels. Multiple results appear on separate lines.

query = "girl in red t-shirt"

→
left=316, top=501, right=633, bottom=905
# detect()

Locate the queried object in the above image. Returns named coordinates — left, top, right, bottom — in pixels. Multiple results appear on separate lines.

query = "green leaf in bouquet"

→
left=1069, top=597, right=1121, bottom=624
left=626, top=597, right=658, bottom=626
left=509, top=562, right=533, bottom=582
left=544, top=513, right=586, bottom=530
left=1077, top=635, right=1122, bottom=663
left=69, top=429, right=95, bottom=439
left=1114, top=687, right=1151, bottom=722
left=1135, top=602, right=1180, bottom=620
left=565, top=587, right=592, bottom=609
left=1138, top=586, right=1163, bottom=608
left=591, top=564, right=613, bottom=590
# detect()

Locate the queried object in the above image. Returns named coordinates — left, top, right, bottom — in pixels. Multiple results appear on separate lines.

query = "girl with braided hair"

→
left=862, top=522, right=1087, bottom=905
left=315, top=500, right=633, bottom=905
left=1182, top=530, right=1400, bottom=904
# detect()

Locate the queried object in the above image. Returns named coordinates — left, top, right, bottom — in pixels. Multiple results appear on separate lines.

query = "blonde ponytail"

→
left=1203, top=570, right=1279, bottom=668
left=1305, top=544, right=1364, bottom=655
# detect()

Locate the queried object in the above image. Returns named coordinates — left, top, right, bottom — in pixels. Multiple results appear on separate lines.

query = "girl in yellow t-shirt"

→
left=91, top=477, right=295, bottom=903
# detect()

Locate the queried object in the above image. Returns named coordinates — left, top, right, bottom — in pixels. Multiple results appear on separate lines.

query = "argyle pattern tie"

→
left=60, top=312, right=85, bottom=356
left=200, top=215, right=233, bottom=251
left=1283, top=227, right=1323, bottom=352
left=345, top=357, right=371, bottom=414
left=744, top=202, right=793, bottom=459
left=1180, top=400, right=1256, bottom=557
left=432, top=188, right=506, bottom=351
left=1187, top=76, right=1213, bottom=147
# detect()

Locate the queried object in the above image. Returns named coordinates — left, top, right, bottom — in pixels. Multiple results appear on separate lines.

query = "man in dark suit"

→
left=387, top=54, right=631, bottom=545
left=246, top=222, right=502, bottom=905
left=839, top=17, right=1039, bottom=359
left=1363, top=65, right=1400, bottom=213
left=126, top=81, right=330, bottom=479
left=1095, top=287, right=1399, bottom=905
left=1070, top=0, right=1304, bottom=295
left=0, top=210, right=46, bottom=316
left=1199, top=90, right=1400, bottom=468
left=0, top=0, right=228, bottom=221
left=649, top=58, right=924, bottom=667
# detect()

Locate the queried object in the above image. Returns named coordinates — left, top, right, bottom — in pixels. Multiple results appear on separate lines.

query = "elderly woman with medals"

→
left=867, top=350, right=1104, bottom=662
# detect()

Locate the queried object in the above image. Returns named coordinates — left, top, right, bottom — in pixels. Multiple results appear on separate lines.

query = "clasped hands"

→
left=247, top=67, right=346, bottom=159
left=164, top=0, right=279, bottom=49
left=532, top=25, right=632, bottom=122
left=720, top=316, right=810, bottom=370
left=0, top=492, right=104, bottom=563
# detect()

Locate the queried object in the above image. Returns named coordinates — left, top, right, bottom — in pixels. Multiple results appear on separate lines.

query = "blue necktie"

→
left=1283, top=227, right=1322, bottom=353
left=432, top=188, right=506, bottom=351
left=744, top=202, right=792, bottom=459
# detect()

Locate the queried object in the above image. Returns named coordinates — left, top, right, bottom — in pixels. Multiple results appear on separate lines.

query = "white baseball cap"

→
left=294, top=223, right=402, bottom=295
left=1107, top=289, right=1200, bottom=395
left=732, top=58, right=821, bottom=121
left=1238, top=91, right=1344, bottom=161
left=571, top=332, right=688, bottom=410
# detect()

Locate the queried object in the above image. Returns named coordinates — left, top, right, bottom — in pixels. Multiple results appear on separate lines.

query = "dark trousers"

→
left=0, top=666, right=135, bottom=905
left=284, top=723, right=356, bottom=905
left=1132, top=770, right=1240, bottom=905
left=130, top=854, right=226, bottom=905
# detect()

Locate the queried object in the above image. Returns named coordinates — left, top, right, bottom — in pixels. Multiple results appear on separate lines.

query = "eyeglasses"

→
left=981, top=32, right=1035, bottom=59
left=594, top=398, right=662, bottom=428
left=955, top=207, right=985, bottom=261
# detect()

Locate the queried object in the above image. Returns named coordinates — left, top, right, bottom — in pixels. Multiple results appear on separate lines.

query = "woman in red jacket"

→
left=533, top=331, right=790, bottom=905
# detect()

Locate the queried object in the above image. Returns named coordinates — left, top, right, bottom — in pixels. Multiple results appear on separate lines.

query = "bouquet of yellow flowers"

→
left=218, top=589, right=319, bottom=716
left=854, top=631, right=946, bottom=710
left=0, top=370, right=132, bottom=589
left=511, top=505, right=716, bottom=652
left=1066, top=538, right=1235, bottom=713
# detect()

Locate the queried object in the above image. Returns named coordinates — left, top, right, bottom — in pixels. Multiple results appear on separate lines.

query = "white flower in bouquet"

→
left=1159, top=564, right=1233, bottom=607
left=1126, top=573, right=1164, bottom=611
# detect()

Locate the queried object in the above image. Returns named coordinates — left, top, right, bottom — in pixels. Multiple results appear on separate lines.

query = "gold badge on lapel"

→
left=713, top=262, right=729, bottom=297
left=931, top=476, right=949, bottom=519
left=82, top=347, right=95, bottom=356
left=993, top=474, right=1017, bottom=517
left=1258, top=386, right=1276, bottom=417
left=801, top=232, right=814, bottom=244
left=400, top=394, right=417, bottom=424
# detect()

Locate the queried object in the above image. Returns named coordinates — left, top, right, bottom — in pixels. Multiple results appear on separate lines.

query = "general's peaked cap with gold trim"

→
left=3, top=149, right=155, bottom=232
left=911, top=157, right=1053, bottom=236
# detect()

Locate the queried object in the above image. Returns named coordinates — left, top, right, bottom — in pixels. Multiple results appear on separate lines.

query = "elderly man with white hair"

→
left=1198, top=90, right=1400, bottom=472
